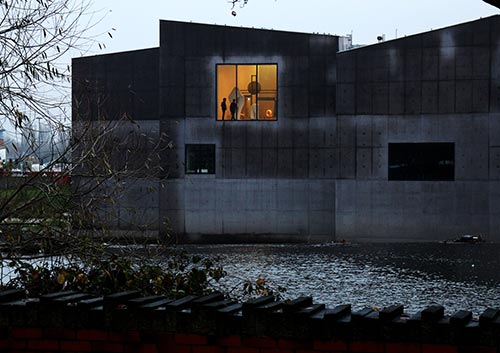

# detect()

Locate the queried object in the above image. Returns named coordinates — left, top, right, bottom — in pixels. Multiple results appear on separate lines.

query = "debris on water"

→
left=443, top=234, right=483, bottom=244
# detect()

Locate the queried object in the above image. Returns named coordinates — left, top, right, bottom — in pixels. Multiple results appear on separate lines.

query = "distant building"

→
left=73, top=15, right=500, bottom=243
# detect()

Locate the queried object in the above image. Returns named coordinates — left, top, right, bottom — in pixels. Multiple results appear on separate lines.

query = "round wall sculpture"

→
left=247, top=80, right=261, bottom=94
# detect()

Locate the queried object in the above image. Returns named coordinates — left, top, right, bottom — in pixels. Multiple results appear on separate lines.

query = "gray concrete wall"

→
left=71, top=120, right=162, bottom=235
left=336, top=17, right=499, bottom=116
left=162, top=178, right=335, bottom=243
left=159, top=16, right=500, bottom=242
left=72, top=50, right=164, bottom=235
left=336, top=180, right=491, bottom=242
left=158, top=21, right=340, bottom=242
left=72, top=16, right=500, bottom=243
left=72, top=48, right=159, bottom=121
left=335, top=15, right=500, bottom=242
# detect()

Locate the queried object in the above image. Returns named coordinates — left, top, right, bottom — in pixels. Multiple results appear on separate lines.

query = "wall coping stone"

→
left=0, top=289, right=499, bottom=347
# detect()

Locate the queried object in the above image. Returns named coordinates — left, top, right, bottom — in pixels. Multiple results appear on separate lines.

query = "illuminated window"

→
left=185, top=144, right=215, bottom=174
left=217, top=64, right=277, bottom=121
left=388, top=143, right=454, bottom=181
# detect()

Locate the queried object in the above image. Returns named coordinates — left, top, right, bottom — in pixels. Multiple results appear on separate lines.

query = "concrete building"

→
left=72, top=15, right=500, bottom=243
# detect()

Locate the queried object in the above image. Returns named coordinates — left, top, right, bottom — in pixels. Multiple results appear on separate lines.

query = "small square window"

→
left=185, top=144, right=215, bottom=174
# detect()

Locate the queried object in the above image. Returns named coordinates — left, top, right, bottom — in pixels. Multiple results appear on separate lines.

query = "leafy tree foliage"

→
left=0, top=0, right=108, bottom=127
left=0, top=0, right=284, bottom=300
left=0, top=0, right=213, bottom=298
left=6, top=252, right=226, bottom=297
left=0, top=0, right=110, bottom=255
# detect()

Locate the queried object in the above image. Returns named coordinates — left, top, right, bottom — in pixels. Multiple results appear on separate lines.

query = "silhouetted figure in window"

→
left=230, top=99, right=237, bottom=120
left=221, top=98, right=227, bottom=120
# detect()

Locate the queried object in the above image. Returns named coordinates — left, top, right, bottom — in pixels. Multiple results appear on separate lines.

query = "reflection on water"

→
left=181, top=243, right=500, bottom=315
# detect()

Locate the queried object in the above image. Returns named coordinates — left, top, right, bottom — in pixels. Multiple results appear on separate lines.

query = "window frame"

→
left=185, top=144, right=216, bottom=175
left=216, top=63, right=278, bottom=122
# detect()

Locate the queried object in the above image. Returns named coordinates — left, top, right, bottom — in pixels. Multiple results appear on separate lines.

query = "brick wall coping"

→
left=0, top=289, right=499, bottom=347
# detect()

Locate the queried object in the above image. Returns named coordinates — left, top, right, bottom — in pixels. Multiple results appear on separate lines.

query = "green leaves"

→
left=3, top=252, right=227, bottom=298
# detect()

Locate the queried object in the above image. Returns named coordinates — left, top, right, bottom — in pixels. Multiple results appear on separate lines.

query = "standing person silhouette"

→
left=230, top=99, right=237, bottom=120
left=220, top=98, right=227, bottom=120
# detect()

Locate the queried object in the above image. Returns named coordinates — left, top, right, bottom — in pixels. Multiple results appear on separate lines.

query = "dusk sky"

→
left=87, top=0, right=499, bottom=55
left=2, top=0, right=498, bottom=135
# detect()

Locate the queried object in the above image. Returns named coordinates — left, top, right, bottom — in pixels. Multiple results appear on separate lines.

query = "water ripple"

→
left=182, top=243, right=500, bottom=315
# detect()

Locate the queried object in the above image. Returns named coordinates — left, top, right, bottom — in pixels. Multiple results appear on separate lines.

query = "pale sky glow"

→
left=4, top=1, right=499, bottom=136
left=88, top=0, right=499, bottom=55
left=1, top=1, right=498, bottom=144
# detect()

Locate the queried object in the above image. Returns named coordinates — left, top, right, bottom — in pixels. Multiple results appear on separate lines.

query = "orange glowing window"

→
left=217, top=64, right=277, bottom=121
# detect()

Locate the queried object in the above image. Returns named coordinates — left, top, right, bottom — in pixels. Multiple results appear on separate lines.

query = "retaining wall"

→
left=0, top=289, right=499, bottom=353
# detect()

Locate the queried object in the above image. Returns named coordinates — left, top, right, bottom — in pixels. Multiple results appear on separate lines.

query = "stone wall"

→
left=0, top=289, right=499, bottom=352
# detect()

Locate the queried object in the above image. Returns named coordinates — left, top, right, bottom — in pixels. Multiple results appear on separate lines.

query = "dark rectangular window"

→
left=388, top=143, right=454, bottom=181
left=185, top=144, right=215, bottom=174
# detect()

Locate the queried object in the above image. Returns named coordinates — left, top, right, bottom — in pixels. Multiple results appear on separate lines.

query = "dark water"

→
left=181, top=243, right=500, bottom=316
